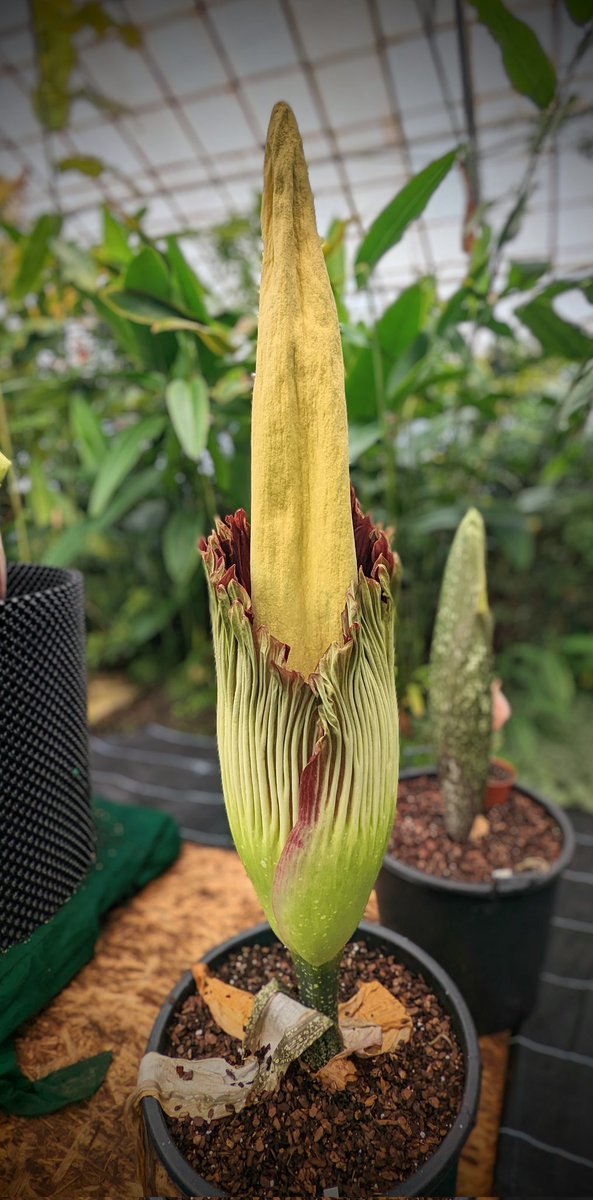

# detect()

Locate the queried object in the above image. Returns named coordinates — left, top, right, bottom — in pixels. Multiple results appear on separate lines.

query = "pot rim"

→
left=142, top=920, right=481, bottom=1199
left=382, top=767, right=575, bottom=897
left=1, top=563, right=83, bottom=610
left=487, top=756, right=517, bottom=782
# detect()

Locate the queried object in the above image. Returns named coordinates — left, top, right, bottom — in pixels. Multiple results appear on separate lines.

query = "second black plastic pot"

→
left=143, top=920, right=480, bottom=1198
left=376, top=768, right=575, bottom=1035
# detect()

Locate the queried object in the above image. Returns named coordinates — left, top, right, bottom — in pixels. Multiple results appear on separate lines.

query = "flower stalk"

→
left=291, top=952, right=343, bottom=1067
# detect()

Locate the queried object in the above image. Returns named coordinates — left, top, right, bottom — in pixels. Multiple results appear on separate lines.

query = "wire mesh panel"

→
left=0, top=564, right=96, bottom=951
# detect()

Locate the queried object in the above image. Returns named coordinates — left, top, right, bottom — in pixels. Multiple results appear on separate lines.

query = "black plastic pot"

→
left=143, top=920, right=480, bottom=1198
left=376, top=768, right=575, bottom=1035
left=0, top=563, right=95, bottom=950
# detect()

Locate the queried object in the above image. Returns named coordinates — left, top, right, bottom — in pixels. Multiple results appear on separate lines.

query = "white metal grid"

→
left=0, top=0, right=592, bottom=320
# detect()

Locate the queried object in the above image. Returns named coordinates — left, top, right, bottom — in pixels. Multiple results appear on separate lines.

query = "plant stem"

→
left=0, top=386, right=31, bottom=563
left=291, top=951, right=343, bottom=1069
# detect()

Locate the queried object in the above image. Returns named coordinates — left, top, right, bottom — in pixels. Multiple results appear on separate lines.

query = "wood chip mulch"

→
left=388, top=776, right=564, bottom=884
left=164, top=939, right=465, bottom=1198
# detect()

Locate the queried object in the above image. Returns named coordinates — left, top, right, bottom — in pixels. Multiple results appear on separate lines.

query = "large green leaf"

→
left=502, top=260, right=550, bottom=295
left=91, top=292, right=153, bottom=364
left=11, top=214, right=62, bottom=302
left=43, top=469, right=162, bottom=567
left=97, top=468, right=162, bottom=529
left=100, top=286, right=180, bottom=325
left=535, top=277, right=593, bottom=303
left=348, top=423, right=382, bottom=464
left=124, top=247, right=171, bottom=302
left=469, top=0, right=556, bottom=109
left=324, top=219, right=349, bottom=321
left=496, top=524, right=536, bottom=570
left=92, top=291, right=178, bottom=372
left=57, top=155, right=104, bottom=177
left=166, top=377, right=209, bottom=461
left=28, top=458, right=55, bottom=528
left=564, top=0, right=593, bottom=23
left=162, top=510, right=203, bottom=586
left=354, top=150, right=458, bottom=286
left=42, top=523, right=107, bottom=568
left=166, top=236, right=209, bottom=322
left=54, top=239, right=98, bottom=290
left=97, top=206, right=132, bottom=267
left=88, top=415, right=165, bottom=517
left=0, top=219, right=24, bottom=244
left=70, top=394, right=107, bottom=470
left=516, top=300, right=593, bottom=359
left=385, top=332, right=431, bottom=401
left=346, top=280, right=434, bottom=419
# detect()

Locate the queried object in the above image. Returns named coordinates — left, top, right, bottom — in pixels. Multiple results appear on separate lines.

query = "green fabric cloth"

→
left=0, top=797, right=180, bottom=1116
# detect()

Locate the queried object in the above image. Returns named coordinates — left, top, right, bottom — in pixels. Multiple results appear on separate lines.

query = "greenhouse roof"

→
left=0, top=0, right=592, bottom=317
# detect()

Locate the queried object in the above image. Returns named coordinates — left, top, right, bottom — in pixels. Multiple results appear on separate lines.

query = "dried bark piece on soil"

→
left=469, top=814, right=490, bottom=842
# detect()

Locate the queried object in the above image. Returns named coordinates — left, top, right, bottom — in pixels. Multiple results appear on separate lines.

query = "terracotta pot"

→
left=484, top=756, right=517, bottom=810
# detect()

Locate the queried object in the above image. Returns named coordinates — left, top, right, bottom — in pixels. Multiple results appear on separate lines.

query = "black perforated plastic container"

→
left=0, top=563, right=96, bottom=951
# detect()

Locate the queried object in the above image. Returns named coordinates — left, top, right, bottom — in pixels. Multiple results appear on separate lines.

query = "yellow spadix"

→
left=250, top=102, right=356, bottom=678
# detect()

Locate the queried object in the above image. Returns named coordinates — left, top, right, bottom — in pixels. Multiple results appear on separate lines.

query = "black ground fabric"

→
left=495, top=808, right=593, bottom=1197
left=90, top=727, right=593, bottom=1195
left=90, top=724, right=232, bottom=846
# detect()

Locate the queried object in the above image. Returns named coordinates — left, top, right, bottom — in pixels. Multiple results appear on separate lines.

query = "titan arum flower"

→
left=200, top=103, right=399, bottom=1057
left=429, top=508, right=494, bottom=842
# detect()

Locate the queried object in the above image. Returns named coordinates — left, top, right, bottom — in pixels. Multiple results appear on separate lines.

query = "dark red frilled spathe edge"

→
left=199, top=508, right=252, bottom=599
left=350, top=487, right=398, bottom=585
left=199, top=490, right=398, bottom=599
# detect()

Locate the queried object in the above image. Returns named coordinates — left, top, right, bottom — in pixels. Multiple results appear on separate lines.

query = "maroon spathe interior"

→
left=201, top=488, right=396, bottom=597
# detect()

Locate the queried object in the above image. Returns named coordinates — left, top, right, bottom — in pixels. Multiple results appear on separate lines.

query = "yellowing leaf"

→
left=192, top=962, right=254, bottom=1039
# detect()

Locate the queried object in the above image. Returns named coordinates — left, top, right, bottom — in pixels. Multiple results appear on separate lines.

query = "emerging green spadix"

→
left=429, top=508, right=493, bottom=842
left=200, top=103, right=399, bottom=972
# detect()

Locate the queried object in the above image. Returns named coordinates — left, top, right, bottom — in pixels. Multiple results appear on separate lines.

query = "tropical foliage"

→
left=1, top=0, right=592, bottom=807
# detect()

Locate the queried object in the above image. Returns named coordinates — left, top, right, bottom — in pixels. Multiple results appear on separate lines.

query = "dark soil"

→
left=388, top=776, right=563, bottom=884
left=163, top=940, right=465, bottom=1197
left=488, top=760, right=514, bottom=782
